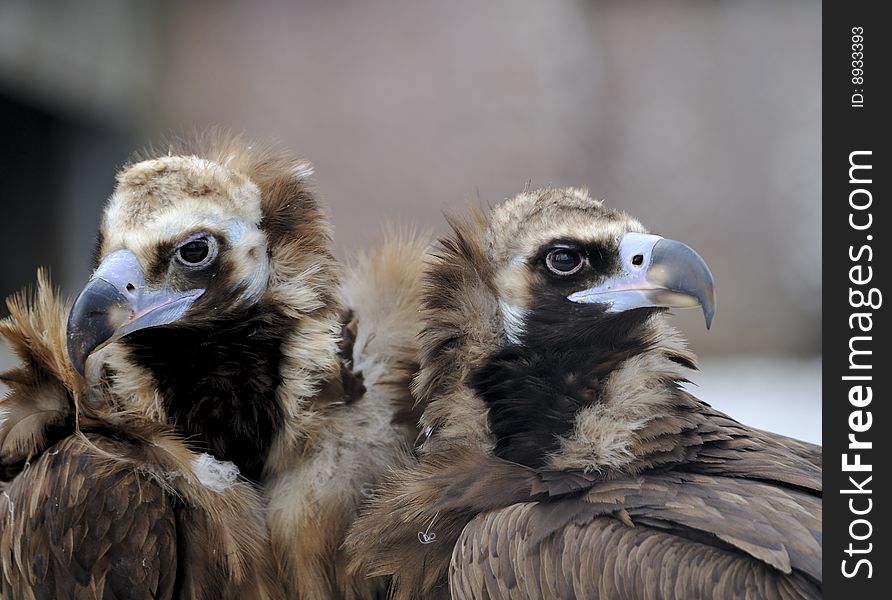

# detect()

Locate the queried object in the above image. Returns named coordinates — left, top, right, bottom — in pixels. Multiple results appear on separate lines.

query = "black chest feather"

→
left=473, top=309, right=655, bottom=469
left=124, top=304, right=287, bottom=483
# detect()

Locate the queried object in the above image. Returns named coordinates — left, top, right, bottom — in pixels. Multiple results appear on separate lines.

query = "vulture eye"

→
left=545, top=248, right=584, bottom=276
left=176, top=237, right=214, bottom=267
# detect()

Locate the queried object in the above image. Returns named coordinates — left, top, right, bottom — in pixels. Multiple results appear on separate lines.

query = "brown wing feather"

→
left=748, top=427, right=822, bottom=469
left=452, top=472, right=821, bottom=600
left=1, top=430, right=285, bottom=599
left=531, top=472, right=820, bottom=581
left=1, top=436, right=178, bottom=599
left=348, top=436, right=822, bottom=598
left=680, top=403, right=822, bottom=493
left=620, top=396, right=822, bottom=495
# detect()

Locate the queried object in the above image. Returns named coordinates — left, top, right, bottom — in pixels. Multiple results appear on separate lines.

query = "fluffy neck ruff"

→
left=416, top=213, right=697, bottom=475
left=121, top=302, right=289, bottom=483
left=475, top=313, right=697, bottom=473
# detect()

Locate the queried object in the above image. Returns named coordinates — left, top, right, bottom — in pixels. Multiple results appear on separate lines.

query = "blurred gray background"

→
left=0, top=0, right=821, bottom=442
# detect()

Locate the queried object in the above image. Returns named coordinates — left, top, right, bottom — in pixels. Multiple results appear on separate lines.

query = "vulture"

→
left=0, top=135, right=427, bottom=598
left=347, top=187, right=822, bottom=599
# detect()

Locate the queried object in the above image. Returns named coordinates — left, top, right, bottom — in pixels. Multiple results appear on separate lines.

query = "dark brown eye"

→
left=545, top=248, right=584, bottom=275
left=177, top=238, right=211, bottom=266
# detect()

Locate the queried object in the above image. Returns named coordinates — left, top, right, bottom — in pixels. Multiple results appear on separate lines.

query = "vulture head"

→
left=418, top=187, right=715, bottom=471
left=484, top=187, right=714, bottom=343
left=66, top=137, right=341, bottom=483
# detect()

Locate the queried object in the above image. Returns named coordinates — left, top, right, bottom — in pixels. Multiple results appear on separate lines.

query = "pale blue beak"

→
left=66, top=249, right=204, bottom=375
left=567, top=233, right=716, bottom=329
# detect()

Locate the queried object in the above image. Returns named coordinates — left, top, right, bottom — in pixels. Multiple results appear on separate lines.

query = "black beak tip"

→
left=66, top=317, right=92, bottom=377
left=66, top=278, right=127, bottom=377
left=67, top=347, right=86, bottom=377
left=702, top=290, right=716, bottom=330
left=651, top=238, right=716, bottom=331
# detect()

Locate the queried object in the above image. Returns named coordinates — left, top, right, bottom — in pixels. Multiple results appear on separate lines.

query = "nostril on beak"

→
left=125, top=283, right=136, bottom=292
left=631, top=254, right=644, bottom=266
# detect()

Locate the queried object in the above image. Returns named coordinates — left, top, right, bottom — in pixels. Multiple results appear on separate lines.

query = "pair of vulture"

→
left=0, top=135, right=821, bottom=599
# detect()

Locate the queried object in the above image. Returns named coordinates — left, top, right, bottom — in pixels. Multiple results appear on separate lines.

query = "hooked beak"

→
left=66, top=249, right=204, bottom=375
left=567, top=232, right=715, bottom=329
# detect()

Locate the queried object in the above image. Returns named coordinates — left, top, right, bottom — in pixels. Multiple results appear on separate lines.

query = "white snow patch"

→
left=2, top=491, right=13, bottom=524
left=291, top=162, right=315, bottom=180
left=499, top=300, right=528, bottom=346
left=192, top=453, right=240, bottom=491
